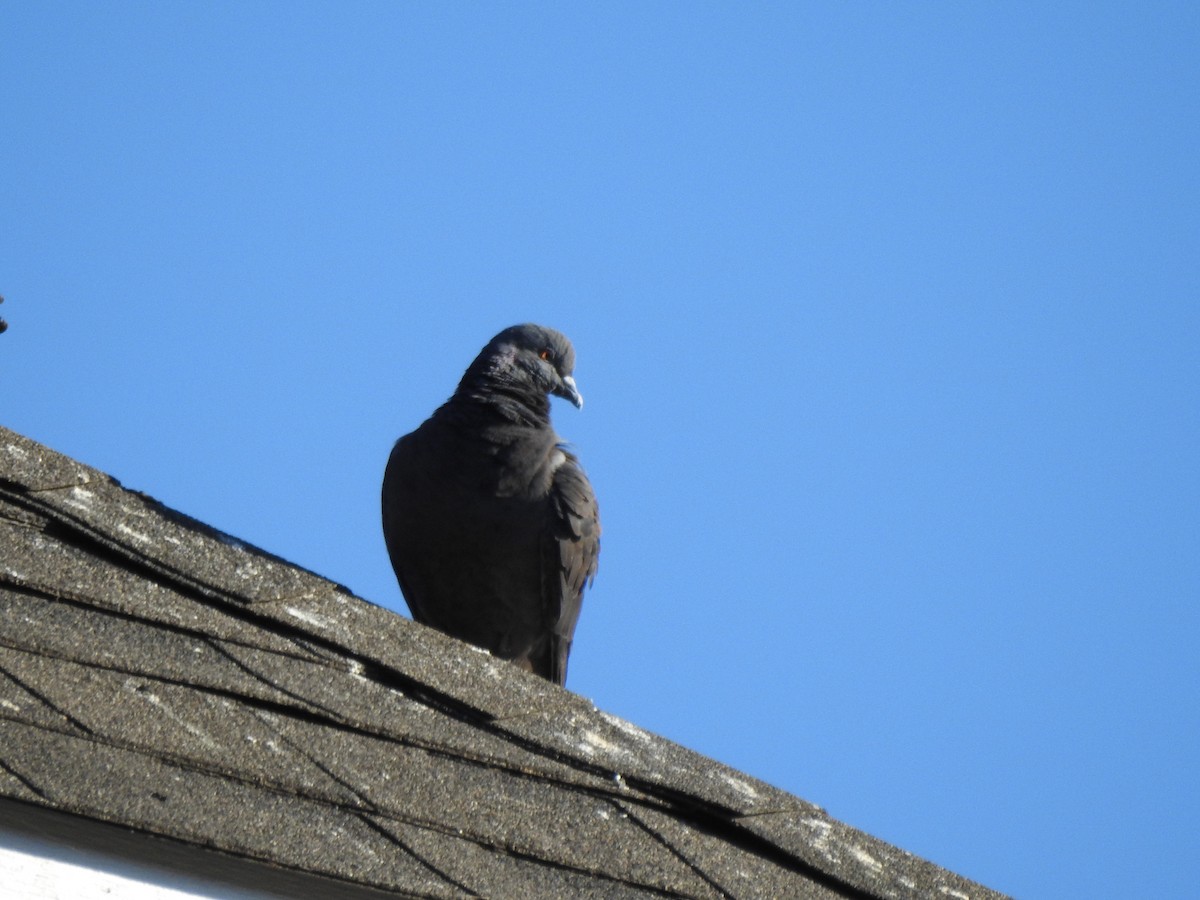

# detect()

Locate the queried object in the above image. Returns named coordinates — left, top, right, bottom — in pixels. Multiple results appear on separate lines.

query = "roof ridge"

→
left=0, top=426, right=1009, bottom=899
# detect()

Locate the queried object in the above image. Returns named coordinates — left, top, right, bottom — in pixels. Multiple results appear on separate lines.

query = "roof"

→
left=0, top=426, right=1007, bottom=899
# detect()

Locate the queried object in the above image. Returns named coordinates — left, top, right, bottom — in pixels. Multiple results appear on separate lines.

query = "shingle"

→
left=0, top=656, right=83, bottom=735
left=0, top=435, right=94, bottom=492
left=309, top=741, right=721, bottom=897
left=0, top=718, right=455, bottom=896
left=238, top=584, right=597, bottom=723
left=493, top=701, right=816, bottom=818
left=15, top=470, right=327, bottom=607
left=0, top=519, right=330, bottom=662
left=736, top=810, right=1006, bottom=900
left=372, top=813, right=704, bottom=899
left=615, top=800, right=844, bottom=900
left=0, top=643, right=359, bottom=806
left=0, top=588, right=321, bottom=714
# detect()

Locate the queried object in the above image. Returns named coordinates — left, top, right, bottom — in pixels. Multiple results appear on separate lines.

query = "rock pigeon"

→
left=382, top=324, right=600, bottom=685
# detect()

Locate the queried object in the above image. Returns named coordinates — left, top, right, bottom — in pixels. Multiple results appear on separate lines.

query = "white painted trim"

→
left=0, top=832, right=277, bottom=900
left=0, top=800, right=392, bottom=900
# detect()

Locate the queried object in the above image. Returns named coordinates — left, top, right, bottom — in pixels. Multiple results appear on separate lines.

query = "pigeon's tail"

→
left=515, top=639, right=569, bottom=686
left=549, top=638, right=571, bottom=686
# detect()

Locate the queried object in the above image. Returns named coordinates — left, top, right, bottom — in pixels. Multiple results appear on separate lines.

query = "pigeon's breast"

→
left=476, top=425, right=565, bottom=501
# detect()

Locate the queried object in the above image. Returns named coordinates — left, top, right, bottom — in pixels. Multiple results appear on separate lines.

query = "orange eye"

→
left=539, top=349, right=552, bottom=361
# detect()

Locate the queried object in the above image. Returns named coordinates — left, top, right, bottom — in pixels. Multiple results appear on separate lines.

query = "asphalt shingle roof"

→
left=0, top=426, right=1006, bottom=899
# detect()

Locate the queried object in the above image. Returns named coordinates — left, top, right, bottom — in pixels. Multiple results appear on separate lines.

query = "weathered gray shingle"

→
left=0, top=426, right=1007, bottom=899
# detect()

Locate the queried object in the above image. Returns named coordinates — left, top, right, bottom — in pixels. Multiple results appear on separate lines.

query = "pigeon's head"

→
left=466, top=324, right=583, bottom=409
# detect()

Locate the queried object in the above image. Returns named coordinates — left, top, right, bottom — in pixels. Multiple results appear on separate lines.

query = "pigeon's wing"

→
left=539, top=447, right=600, bottom=684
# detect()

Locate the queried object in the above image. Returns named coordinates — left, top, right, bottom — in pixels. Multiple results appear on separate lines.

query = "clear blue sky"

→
left=3, top=5, right=1197, bottom=897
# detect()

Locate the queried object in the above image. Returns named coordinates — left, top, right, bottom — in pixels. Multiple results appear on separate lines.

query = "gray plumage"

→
left=382, top=324, right=600, bottom=685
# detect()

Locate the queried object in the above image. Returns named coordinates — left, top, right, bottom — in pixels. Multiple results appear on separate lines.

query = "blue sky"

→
left=3, top=4, right=1197, bottom=897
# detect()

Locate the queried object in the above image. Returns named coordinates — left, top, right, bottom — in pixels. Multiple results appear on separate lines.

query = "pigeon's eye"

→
left=539, top=349, right=552, bottom=361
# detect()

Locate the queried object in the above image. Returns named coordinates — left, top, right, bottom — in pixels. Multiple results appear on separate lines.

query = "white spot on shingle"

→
left=848, top=844, right=883, bottom=873
left=718, top=771, right=762, bottom=800
left=0, top=699, right=21, bottom=712
left=128, top=682, right=219, bottom=750
left=62, top=487, right=95, bottom=511
left=116, top=523, right=153, bottom=544
left=597, top=711, right=652, bottom=742
left=283, top=606, right=329, bottom=629
left=802, top=818, right=834, bottom=856
left=938, top=888, right=971, bottom=900
left=577, top=729, right=621, bottom=758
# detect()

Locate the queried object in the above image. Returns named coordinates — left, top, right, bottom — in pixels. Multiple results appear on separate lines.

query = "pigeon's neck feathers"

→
left=446, top=368, right=552, bottom=428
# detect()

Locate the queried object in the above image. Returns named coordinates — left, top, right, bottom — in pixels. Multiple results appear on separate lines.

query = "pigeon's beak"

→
left=554, top=375, right=584, bottom=409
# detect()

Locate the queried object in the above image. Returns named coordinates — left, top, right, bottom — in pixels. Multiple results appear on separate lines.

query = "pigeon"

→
left=382, top=324, right=600, bottom=685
